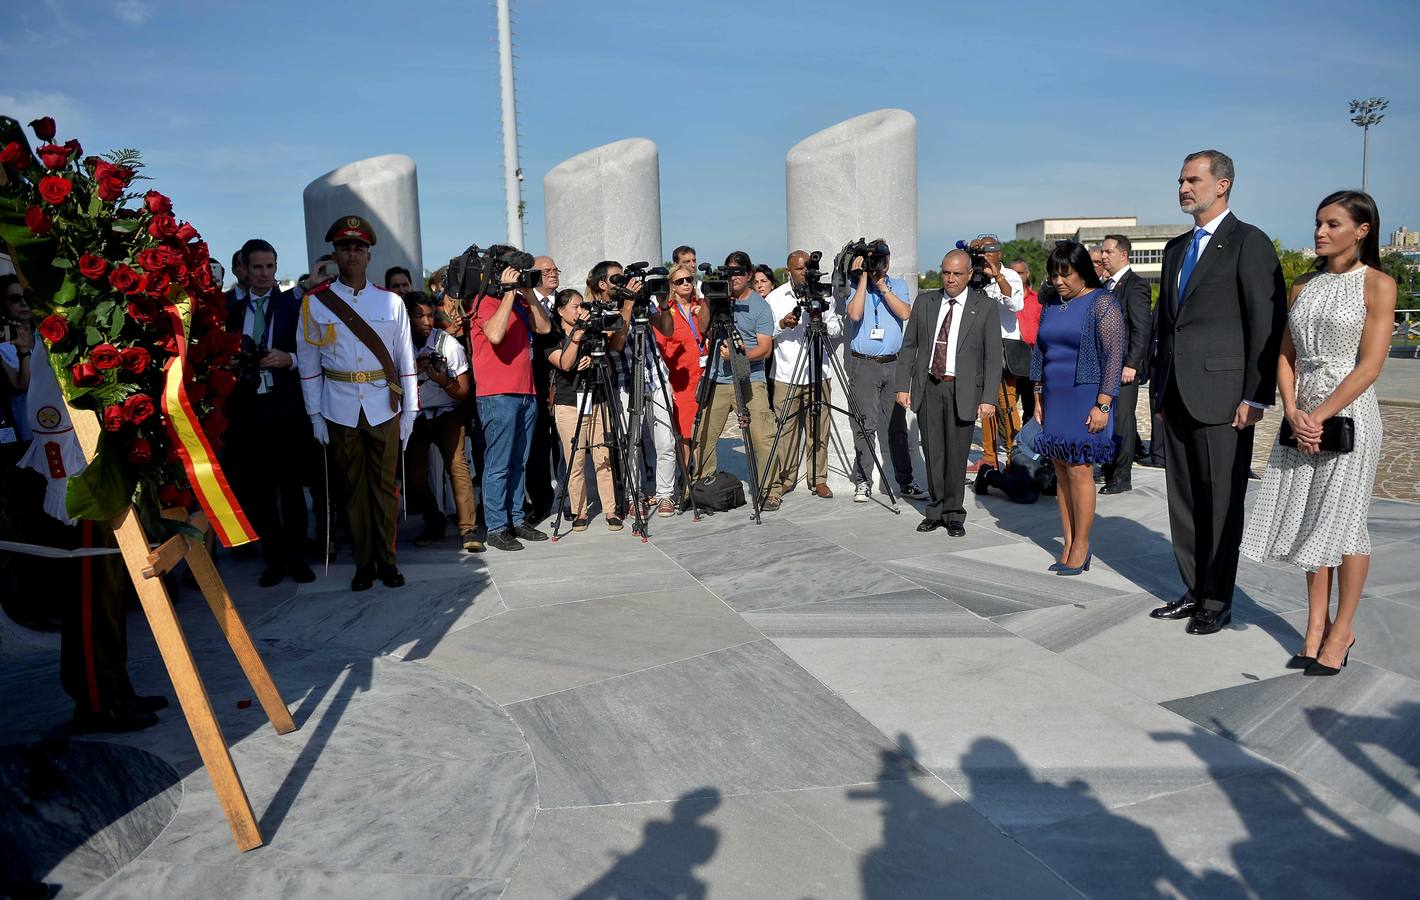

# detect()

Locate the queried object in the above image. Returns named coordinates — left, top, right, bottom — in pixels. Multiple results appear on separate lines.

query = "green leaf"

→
left=66, top=434, right=136, bottom=522
left=111, top=219, right=140, bottom=233
left=86, top=191, right=102, bottom=218
left=85, top=325, right=103, bottom=345
left=54, top=276, right=79, bottom=305
left=94, top=300, right=115, bottom=320
left=52, top=256, right=73, bottom=269
left=110, top=303, right=126, bottom=333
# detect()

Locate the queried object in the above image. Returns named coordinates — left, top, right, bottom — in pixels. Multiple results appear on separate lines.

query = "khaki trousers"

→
left=979, top=373, right=1022, bottom=467
left=694, top=379, right=774, bottom=483
left=555, top=403, right=618, bottom=519
left=407, top=408, right=478, bottom=533
left=328, top=412, right=400, bottom=569
left=768, top=380, right=832, bottom=500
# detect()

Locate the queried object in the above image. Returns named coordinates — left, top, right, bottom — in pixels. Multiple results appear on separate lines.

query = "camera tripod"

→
left=688, top=310, right=766, bottom=525
left=548, top=341, right=648, bottom=542
left=759, top=300, right=901, bottom=514
left=620, top=304, right=702, bottom=537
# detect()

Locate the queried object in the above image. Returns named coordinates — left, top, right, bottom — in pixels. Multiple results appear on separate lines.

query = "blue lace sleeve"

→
left=1030, top=338, right=1043, bottom=382
left=1094, top=293, right=1125, bottom=397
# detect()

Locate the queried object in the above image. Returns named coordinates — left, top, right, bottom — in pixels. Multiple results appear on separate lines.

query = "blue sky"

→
left=4, top=0, right=1416, bottom=279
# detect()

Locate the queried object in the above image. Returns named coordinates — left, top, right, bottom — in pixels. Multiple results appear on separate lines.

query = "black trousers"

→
left=917, top=377, right=973, bottom=524
left=59, top=523, right=134, bottom=715
left=1104, top=379, right=1140, bottom=486
left=1161, top=379, right=1254, bottom=613
left=225, top=401, right=310, bottom=568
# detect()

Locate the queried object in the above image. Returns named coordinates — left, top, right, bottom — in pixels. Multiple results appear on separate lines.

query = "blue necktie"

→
left=1177, top=228, right=1208, bottom=301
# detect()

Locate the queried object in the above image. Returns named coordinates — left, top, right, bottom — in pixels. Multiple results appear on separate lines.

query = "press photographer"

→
left=609, top=261, right=681, bottom=518
left=967, top=235, right=1026, bottom=471
left=405, top=292, right=480, bottom=553
left=223, top=238, right=313, bottom=588
left=762, top=250, right=843, bottom=506
left=450, top=243, right=554, bottom=551
left=842, top=238, right=924, bottom=503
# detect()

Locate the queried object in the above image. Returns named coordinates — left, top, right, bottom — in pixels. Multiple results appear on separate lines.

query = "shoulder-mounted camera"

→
left=444, top=244, right=541, bottom=301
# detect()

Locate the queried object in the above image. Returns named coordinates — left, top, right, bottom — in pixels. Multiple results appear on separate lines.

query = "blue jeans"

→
left=477, top=393, right=536, bottom=533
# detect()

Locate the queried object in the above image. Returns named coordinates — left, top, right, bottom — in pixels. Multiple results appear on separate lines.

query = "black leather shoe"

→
left=973, top=466, right=992, bottom=496
left=1099, top=482, right=1132, bottom=495
left=128, top=693, right=169, bottom=713
left=1186, top=608, right=1232, bottom=635
left=946, top=521, right=966, bottom=537
left=1149, top=596, right=1198, bottom=620
left=258, top=565, right=284, bottom=588
left=351, top=565, right=375, bottom=592
left=73, top=705, right=159, bottom=734
left=487, top=529, right=524, bottom=552
left=288, top=563, right=316, bottom=584
left=916, top=518, right=944, bottom=533
left=378, top=565, right=405, bottom=588
left=1286, top=653, right=1318, bottom=669
left=514, top=523, right=549, bottom=542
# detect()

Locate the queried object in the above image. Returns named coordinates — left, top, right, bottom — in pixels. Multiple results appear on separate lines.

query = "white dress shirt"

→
left=765, top=281, right=843, bottom=385
left=1177, top=208, right=1232, bottom=290
left=931, top=288, right=967, bottom=377
left=297, top=278, right=418, bottom=428
left=1103, top=264, right=1131, bottom=291
left=985, top=265, right=1025, bottom=339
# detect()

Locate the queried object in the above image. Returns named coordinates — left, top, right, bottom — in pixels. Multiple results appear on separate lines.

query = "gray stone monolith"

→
left=303, top=154, right=423, bottom=284
left=544, top=138, right=662, bottom=292
left=785, top=109, right=923, bottom=495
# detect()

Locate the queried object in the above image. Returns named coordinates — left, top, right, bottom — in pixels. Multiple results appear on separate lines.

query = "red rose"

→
left=197, top=303, right=224, bottom=330
left=123, top=393, right=156, bottom=425
left=127, top=437, right=153, bottom=465
left=147, top=214, right=178, bottom=241
left=187, top=381, right=207, bottom=403
left=97, top=177, right=125, bottom=202
left=158, top=245, right=185, bottom=268
left=202, top=408, right=228, bottom=438
left=109, top=264, right=143, bottom=295
left=175, top=222, right=199, bottom=243
left=207, top=368, right=238, bottom=398
left=37, top=175, right=72, bottom=205
left=29, top=117, right=56, bottom=141
left=36, top=144, right=69, bottom=170
left=136, top=247, right=166, bottom=272
left=119, top=347, right=151, bottom=374
left=71, top=362, right=101, bottom=387
left=143, top=271, right=171, bottom=298
left=126, top=297, right=158, bottom=324
left=24, top=206, right=53, bottom=234
left=90, top=343, right=121, bottom=370
left=157, top=482, right=184, bottom=508
left=144, top=191, right=173, bottom=215
left=189, top=263, right=215, bottom=292
left=63, top=139, right=82, bottom=159
left=0, top=142, right=29, bottom=170
left=156, top=333, right=179, bottom=354
left=102, top=404, right=128, bottom=431
left=77, top=254, right=108, bottom=280
left=38, top=314, right=69, bottom=343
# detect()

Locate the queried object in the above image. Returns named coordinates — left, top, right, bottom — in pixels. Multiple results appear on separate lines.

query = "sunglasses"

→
left=672, top=277, right=694, bottom=285
left=726, top=268, right=748, bottom=277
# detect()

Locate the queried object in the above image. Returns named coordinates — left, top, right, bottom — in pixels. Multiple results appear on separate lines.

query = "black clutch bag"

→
left=1278, top=416, right=1354, bottom=453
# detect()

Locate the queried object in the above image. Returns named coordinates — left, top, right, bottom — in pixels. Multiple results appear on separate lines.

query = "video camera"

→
left=444, top=243, right=542, bottom=301
left=794, top=250, right=833, bottom=321
left=573, top=297, right=624, bottom=357
left=830, top=238, right=890, bottom=301
left=609, top=261, right=670, bottom=313
left=232, top=334, right=268, bottom=386
left=697, top=264, right=736, bottom=322
left=956, top=238, right=1001, bottom=291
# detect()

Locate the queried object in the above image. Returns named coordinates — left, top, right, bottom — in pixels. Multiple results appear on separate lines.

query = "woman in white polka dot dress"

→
left=1242, top=190, right=1397, bottom=676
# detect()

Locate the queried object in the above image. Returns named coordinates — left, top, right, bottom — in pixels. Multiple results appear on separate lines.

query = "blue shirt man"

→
left=707, top=292, right=775, bottom=384
left=848, top=273, right=911, bottom=356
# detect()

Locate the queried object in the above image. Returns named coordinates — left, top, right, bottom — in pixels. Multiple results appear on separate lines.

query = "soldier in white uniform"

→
left=297, top=216, right=418, bottom=591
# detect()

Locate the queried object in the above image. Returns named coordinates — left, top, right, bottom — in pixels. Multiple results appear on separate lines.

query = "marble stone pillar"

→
left=785, top=110, right=923, bottom=495
left=303, top=154, right=422, bottom=284
left=544, top=138, right=661, bottom=292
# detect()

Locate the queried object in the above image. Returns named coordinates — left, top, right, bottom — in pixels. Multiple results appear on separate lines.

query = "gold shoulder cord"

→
left=301, top=294, right=336, bottom=347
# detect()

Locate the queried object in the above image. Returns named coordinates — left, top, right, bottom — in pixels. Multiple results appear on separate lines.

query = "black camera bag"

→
left=1003, top=338, right=1032, bottom=378
left=691, top=472, right=746, bottom=511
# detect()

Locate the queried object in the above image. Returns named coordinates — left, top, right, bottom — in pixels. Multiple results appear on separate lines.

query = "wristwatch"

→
left=1095, top=401, right=1111, bottom=413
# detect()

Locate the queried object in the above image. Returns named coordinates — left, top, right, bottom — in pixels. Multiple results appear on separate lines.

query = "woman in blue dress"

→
left=1030, top=242, right=1126, bottom=575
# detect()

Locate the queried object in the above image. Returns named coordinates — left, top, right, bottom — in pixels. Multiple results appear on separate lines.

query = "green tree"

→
left=1274, top=239, right=1314, bottom=298
left=1000, top=239, right=1048, bottom=290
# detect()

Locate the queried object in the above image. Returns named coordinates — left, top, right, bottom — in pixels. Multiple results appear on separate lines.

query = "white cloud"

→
left=0, top=91, right=86, bottom=134
left=114, top=0, right=151, bottom=25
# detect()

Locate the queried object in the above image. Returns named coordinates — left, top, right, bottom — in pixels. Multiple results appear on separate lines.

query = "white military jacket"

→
left=297, top=278, right=419, bottom=428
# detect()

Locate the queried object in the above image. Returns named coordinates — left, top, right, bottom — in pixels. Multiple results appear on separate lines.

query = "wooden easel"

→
left=67, top=400, right=296, bottom=852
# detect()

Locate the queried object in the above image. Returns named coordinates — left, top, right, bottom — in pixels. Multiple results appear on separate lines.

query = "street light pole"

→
left=496, top=0, right=524, bottom=249
left=1349, top=97, right=1388, bottom=194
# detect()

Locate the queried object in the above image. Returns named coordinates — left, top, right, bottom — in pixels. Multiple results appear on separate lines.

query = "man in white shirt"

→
left=762, top=251, right=843, bottom=506
left=405, top=292, right=481, bottom=553
left=971, top=236, right=1026, bottom=470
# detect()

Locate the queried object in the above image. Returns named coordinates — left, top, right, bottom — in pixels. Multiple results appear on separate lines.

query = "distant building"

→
left=1016, top=216, right=1139, bottom=244
left=1074, top=224, right=1188, bottom=284
left=1388, top=226, right=1419, bottom=249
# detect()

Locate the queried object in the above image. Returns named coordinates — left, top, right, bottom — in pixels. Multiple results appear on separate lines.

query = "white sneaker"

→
left=853, top=483, right=870, bottom=503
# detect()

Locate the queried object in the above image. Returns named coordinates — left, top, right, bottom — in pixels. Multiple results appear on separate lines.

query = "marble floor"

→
left=3, top=457, right=1420, bottom=898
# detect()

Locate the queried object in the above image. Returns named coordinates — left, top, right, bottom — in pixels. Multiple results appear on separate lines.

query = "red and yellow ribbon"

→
left=160, top=295, right=256, bottom=547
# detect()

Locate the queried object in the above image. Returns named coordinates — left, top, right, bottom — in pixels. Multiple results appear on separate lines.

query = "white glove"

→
left=399, top=415, right=415, bottom=449
left=310, top=414, right=329, bottom=445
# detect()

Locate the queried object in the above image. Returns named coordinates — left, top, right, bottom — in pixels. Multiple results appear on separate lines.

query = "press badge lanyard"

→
left=868, top=288, right=885, bottom=341
left=676, top=301, right=701, bottom=345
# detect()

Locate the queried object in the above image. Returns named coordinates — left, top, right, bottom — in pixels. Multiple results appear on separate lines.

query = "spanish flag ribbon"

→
left=160, top=293, right=257, bottom=547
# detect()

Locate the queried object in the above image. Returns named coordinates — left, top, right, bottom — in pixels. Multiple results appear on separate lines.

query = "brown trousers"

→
left=979, top=373, right=1022, bottom=467
left=407, top=408, right=478, bottom=533
left=555, top=403, right=617, bottom=519
left=768, top=380, right=832, bottom=499
left=328, top=412, right=399, bottom=568
left=694, top=379, right=774, bottom=483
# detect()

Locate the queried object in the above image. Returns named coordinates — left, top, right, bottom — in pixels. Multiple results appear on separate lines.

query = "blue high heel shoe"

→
left=1056, top=551, right=1092, bottom=576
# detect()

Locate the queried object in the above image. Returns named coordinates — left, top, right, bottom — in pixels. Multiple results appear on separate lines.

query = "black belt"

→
left=928, top=373, right=956, bottom=383
left=851, top=351, right=897, bottom=363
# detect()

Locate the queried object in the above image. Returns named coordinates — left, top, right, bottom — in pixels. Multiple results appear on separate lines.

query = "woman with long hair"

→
left=1030, top=241, right=1126, bottom=575
left=546, top=288, right=622, bottom=531
left=1241, top=190, right=1395, bottom=675
left=654, top=262, right=705, bottom=503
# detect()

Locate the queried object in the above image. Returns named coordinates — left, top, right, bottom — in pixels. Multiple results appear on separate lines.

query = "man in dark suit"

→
left=1149, top=150, right=1286, bottom=634
left=895, top=249, right=1003, bottom=537
left=223, top=239, right=315, bottom=586
left=1099, top=234, right=1152, bottom=493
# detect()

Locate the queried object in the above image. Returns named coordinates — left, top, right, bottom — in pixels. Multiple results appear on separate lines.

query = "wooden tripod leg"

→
left=183, top=539, right=296, bottom=735
left=109, top=506, right=264, bottom=852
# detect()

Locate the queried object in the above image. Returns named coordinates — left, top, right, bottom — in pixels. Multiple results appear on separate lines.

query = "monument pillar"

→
left=303, top=154, right=422, bottom=284
left=544, top=138, right=662, bottom=292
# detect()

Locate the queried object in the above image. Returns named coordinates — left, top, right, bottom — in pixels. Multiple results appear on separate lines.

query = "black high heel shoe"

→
left=1286, top=653, right=1317, bottom=670
left=1303, top=639, right=1355, bottom=677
